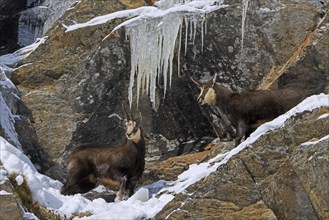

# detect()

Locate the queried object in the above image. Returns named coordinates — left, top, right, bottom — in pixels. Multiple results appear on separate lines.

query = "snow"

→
left=18, top=0, right=76, bottom=46
left=0, top=94, right=22, bottom=149
left=15, top=175, right=24, bottom=186
left=63, top=7, right=159, bottom=32
left=0, top=93, right=328, bottom=219
left=64, top=0, right=228, bottom=108
left=0, top=167, right=8, bottom=184
left=0, top=37, right=47, bottom=73
left=300, top=134, right=329, bottom=147
left=0, top=190, right=12, bottom=195
left=0, top=37, right=47, bottom=150
left=317, top=113, right=329, bottom=120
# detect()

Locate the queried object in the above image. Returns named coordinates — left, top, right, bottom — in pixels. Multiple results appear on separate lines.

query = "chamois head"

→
left=123, top=107, right=142, bottom=143
left=191, top=74, right=217, bottom=105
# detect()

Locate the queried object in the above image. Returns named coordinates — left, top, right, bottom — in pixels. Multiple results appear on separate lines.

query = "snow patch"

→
left=0, top=190, right=12, bottom=195
left=0, top=37, right=47, bottom=73
left=317, top=113, right=329, bottom=120
left=300, top=134, right=329, bottom=147
left=0, top=37, right=46, bottom=149
left=15, top=175, right=24, bottom=186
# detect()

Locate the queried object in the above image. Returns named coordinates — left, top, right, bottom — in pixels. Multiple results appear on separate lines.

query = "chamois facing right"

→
left=192, top=74, right=306, bottom=146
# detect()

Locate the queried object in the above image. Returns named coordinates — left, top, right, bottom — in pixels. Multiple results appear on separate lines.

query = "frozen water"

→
left=65, top=1, right=227, bottom=108
left=241, top=0, right=249, bottom=49
left=123, top=0, right=227, bottom=108
left=18, top=0, right=76, bottom=46
left=0, top=37, right=46, bottom=150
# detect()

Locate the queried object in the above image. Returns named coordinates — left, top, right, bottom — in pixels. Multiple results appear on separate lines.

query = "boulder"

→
left=0, top=169, right=24, bottom=220
left=155, top=108, right=329, bottom=219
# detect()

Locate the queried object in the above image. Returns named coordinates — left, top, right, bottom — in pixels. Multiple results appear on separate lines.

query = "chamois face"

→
left=197, top=83, right=217, bottom=105
left=125, top=119, right=141, bottom=143
left=192, top=75, right=217, bottom=105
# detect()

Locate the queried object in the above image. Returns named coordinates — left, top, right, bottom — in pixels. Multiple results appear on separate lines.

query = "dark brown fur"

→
left=61, top=119, right=145, bottom=200
left=193, top=76, right=306, bottom=146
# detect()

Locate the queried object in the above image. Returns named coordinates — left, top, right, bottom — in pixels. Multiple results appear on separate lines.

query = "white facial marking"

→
left=202, top=87, right=216, bottom=105
left=125, top=120, right=136, bottom=136
left=125, top=120, right=141, bottom=143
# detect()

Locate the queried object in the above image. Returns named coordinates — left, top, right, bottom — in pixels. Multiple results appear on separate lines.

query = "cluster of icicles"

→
left=126, top=14, right=207, bottom=108
left=125, top=0, right=250, bottom=108
left=126, top=0, right=219, bottom=108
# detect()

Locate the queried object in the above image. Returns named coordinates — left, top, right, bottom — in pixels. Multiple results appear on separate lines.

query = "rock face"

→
left=9, top=0, right=329, bottom=181
left=0, top=167, right=24, bottom=220
left=0, top=70, right=50, bottom=172
left=0, top=0, right=329, bottom=218
left=155, top=108, right=329, bottom=219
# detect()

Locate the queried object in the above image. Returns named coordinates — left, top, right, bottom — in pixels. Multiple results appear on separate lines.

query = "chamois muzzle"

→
left=191, top=74, right=217, bottom=105
left=124, top=110, right=142, bottom=141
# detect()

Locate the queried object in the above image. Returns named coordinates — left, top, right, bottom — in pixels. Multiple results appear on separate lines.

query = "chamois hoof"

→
left=114, top=191, right=129, bottom=202
left=115, top=190, right=129, bottom=202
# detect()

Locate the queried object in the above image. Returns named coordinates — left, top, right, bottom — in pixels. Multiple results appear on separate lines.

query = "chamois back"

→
left=192, top=74, right=306, bottom=146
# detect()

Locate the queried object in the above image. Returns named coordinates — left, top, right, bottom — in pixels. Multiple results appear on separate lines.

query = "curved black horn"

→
left=122, top=104, right=130, bottom=120
left=212, top=73, right=217, bottom=85
left=190, top=75, right=202, bottom=87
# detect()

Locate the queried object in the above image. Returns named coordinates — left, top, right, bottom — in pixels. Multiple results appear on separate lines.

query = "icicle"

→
left=184, top=16, right=188, bottom=55
left=177, top=23, right=182, bottom=77
left=205, top=14, right=208, bottom=35
left=201, top=15, right=206, bottom=53
left=192, top=17, right=197, bottom=45
left=241, top=0, right=249, bottom=50
left=124, top=0, right=227, bottom=108
left=189, top=18, right=193, bottom=41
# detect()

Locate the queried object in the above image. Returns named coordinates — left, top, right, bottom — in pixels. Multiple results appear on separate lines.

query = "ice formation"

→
left=124, top=0, right=227, bottom=108
left=241, top=0, right=249, bottom=49
left=0, top=37, right=46, bottom=150
left=18, top=0, right=76, bottom=46
left=65, top=0, right=255, bottom=108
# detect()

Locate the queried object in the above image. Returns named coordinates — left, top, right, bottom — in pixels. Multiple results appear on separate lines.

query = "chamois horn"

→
left=190, top=75, right=202, bottom=87
left=123, top=104, right=130, bottom=121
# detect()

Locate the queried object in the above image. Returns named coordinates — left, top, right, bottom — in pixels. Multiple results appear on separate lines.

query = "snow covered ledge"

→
left=0, top=94, right=328, bottom=219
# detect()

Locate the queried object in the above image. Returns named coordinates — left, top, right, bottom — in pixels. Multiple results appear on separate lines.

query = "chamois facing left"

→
left=60, top=109, right=145, bottom=202
left=192, top=74, right=306, bottom=146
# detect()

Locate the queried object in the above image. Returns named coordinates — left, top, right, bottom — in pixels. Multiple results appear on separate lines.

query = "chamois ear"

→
left=134, top=112, right=142, bottom=128
left=190, top=76, right=202, bottom=88
left=212, top=73, right=217, bottom=87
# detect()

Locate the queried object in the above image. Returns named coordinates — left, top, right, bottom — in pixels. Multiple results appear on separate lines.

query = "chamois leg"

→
left=245, top=127, right=255, bottom=139
left=115, top=175, right=129, bottom=202
left=126, top=179, right=136, bottom=197
left=235, top=120, right=247, bottom=146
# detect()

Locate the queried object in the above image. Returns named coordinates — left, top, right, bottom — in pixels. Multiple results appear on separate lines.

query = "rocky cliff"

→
left=0, top=0, right=329, bottom=219
left=154, top=107, right=329, bottom=219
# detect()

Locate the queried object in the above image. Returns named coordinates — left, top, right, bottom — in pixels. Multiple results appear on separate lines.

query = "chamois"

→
left=192, top=74, right=305, bottom=146
left=60, top=109, right=145, bottom=202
